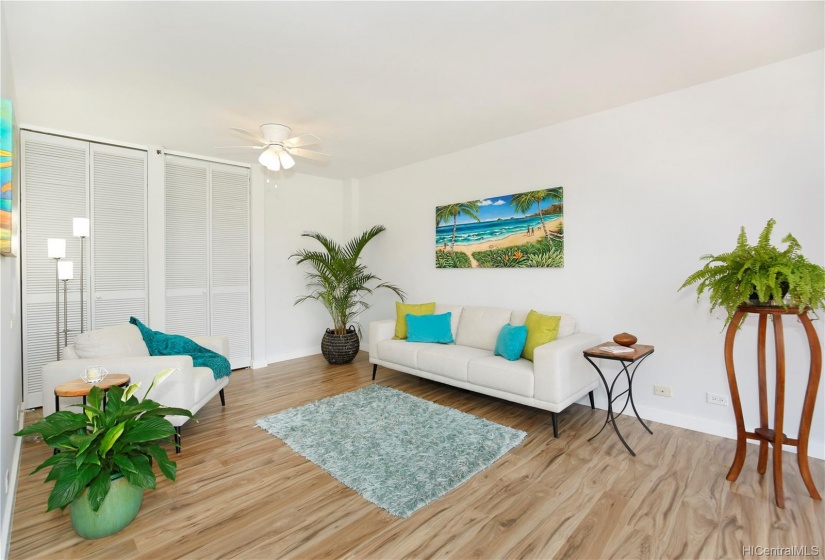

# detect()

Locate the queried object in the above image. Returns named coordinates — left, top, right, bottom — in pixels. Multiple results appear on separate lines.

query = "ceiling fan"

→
left=215, top=123, right=328, bottom=171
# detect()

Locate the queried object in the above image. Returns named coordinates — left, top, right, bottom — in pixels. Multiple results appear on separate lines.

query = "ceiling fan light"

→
left=279, top=151, right=295, bottom=170
left=259, top=148, right=280, bottom=171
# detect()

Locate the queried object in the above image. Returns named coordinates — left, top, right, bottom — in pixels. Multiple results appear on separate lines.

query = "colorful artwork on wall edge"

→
left=0, top=98, right=13, bottom=256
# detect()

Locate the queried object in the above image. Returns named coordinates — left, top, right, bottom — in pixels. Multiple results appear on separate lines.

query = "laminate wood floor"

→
left=9, top=352, right=825, bottom=559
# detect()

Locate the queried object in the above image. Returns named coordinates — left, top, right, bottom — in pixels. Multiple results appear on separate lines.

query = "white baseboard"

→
left=580, top=395, right=825, bottom=460
left=266, top=347, right=321, bottom=365
left=251, top=359, right=269, bottom=369
left=1, top=403, right=25, bottom=560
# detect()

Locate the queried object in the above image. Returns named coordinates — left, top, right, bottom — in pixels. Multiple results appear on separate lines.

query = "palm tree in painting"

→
left=436, top=201, right=481, bottom=252
left=510, top=188, right=563, bottom=241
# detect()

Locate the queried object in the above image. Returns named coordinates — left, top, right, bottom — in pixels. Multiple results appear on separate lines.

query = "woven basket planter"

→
left=321, top=327, right=360, bottom=364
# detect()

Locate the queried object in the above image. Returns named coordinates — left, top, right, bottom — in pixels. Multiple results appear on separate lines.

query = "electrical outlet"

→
left=654, top=385, right=672, bottom=397
left=707, top=393, right=728, bottom=406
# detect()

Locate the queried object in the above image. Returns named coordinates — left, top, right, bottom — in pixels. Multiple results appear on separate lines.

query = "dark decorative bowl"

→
left=613, top=332, right=637, bottom=347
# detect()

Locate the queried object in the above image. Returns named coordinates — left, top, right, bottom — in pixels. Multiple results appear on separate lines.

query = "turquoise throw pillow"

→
left=406, top=312, right=454, bottom=344
left=495, top=324, right=528, bottom=361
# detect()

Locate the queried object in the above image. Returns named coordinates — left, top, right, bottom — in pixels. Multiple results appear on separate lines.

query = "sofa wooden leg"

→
left=589, top=390, right=595, bottom=410
left=372, top=364, right=378, bottom=381
left=551, top=412, right=559, bottom=438
left=219, top=388, right=226, bottom=407
left=174, top=426, right=182, bottom=454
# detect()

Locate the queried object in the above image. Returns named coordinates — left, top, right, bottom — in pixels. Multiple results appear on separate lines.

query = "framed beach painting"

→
left=0, top=98, right=12, bottom=256
left=435, top=187, right=564, bottom=268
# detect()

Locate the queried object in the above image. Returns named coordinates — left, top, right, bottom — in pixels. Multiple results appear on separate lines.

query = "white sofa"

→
left=42, top=323, right=230, bottom=452
left=369, top=305, right=600, bottom=437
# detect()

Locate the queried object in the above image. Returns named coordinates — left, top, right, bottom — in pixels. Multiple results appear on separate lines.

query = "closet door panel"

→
left=21, top=131, right=88, bottom=407
left=91, top=144, right=148, bottom=328
left=165, top=156, right=209, bottom=338
left=210, top=165, right=250, bottom=368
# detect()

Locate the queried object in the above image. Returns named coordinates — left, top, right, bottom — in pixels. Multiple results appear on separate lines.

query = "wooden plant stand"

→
left=724, top=305, right=822, bottom=508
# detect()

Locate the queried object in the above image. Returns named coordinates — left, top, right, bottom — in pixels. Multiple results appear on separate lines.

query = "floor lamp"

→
left=47, top=238, right=66, bottom=360
left=58, top=260, right=74, bottom=347
left=73, top=218, right=89, bottom=333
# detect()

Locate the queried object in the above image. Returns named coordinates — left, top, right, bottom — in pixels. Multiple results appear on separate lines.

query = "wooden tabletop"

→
left=584, top=343, right=654, bottom=362
left=54, top=374, right=131, bottom=397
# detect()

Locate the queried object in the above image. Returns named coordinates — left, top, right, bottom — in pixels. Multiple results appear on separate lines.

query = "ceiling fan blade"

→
left=285, top=134, right=321, bottom=148
left=287, top=147, right=330, bottom=162
left=213, top=145, right=266, bottom=149
left=230, top=127, right=267, bottom=144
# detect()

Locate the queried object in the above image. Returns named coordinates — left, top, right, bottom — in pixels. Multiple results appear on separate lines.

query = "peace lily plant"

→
left=16, top=368, right=192, bottom=525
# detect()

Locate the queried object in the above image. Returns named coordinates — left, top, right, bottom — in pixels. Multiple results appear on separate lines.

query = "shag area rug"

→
left=256, top=384, right=526, bottom=518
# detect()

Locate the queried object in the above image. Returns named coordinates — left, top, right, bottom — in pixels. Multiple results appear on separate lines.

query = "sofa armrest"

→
left=42, top=355, right=195, bottom=417
left=191, top=335, right=229, bottom=359
left=532, top=332, right=601, bottom=405
left=369, top=320, right=396, bottom=358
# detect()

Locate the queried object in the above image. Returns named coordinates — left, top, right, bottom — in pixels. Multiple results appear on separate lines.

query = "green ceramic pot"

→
left=70, top=475, right=143, bottom=539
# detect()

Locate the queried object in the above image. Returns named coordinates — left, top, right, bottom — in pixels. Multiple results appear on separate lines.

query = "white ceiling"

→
left=3, top=1, right=823, bottom=180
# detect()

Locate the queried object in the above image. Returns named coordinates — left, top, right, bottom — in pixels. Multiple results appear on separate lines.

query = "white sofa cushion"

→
left=511, top=310, right=577, bottom=339
left=377, top=339, right=435, bottom=369
left=468, top=355, right=535, bottom=398
left=417, top=345, right=492, bottom=382
left=73, top=324, right=150, bottom=359
left=455, top=306, right=513, bottom=351
left=434, top=304, right=463, bottom=341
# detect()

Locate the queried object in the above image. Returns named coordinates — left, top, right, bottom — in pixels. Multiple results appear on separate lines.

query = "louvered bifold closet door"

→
left=210, top=164, right=250, bottom=368
left=21, top=131, right=88, bottom=408
left=91, top=144, right=148, bottom=328
left=165, top=156, right=209, bottom=338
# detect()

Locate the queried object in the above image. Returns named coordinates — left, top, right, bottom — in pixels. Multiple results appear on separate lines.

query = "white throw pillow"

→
left=73, top=324, right=150, bottom=359
left=455, top=306, right=513, bottom=351
left=510, top=310, right=577, bottom=339
left=434, top=304, right=463, bottom=341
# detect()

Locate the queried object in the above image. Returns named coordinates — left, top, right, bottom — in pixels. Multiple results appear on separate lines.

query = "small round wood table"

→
left=54, top=374, right=131, bottom=412
left=724, top=305, right=821, bottom=508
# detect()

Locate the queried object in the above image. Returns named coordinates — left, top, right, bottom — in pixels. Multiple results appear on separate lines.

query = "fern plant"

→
left=291, top=225, right=406, bottom=335
left=680, top=219, right=825, bottom=325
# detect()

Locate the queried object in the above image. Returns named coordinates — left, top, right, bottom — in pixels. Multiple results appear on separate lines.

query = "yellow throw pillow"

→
left=394, top=302, right=436, bottom=339
left=522, top=310, right=561, bottom=361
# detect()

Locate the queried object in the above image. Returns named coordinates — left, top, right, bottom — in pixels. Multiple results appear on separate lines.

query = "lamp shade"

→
left=47, top=238, right=66, bottom=259
left=259, top=149, right=280, bottom=171
left=73, top=217, right=90, bottom=238
left=58, top=260, right=74, bottom=280
left=279, top=151, right=295, bottom=170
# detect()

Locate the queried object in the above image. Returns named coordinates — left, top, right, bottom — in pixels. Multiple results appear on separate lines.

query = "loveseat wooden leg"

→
left=589, top=390, right=595, bottom=409
left=174, top=426, right=181, bottom=454
left=551, top=412, right=559, bottom=438
left=219, top=388, right=226, bottom=407
left=372, top=364, right=378, bottom=380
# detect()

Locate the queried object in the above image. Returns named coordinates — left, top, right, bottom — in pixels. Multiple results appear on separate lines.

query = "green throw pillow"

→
left=522, top=310, right=561, bottom=361
left=394, top=302, right=436, bottom=339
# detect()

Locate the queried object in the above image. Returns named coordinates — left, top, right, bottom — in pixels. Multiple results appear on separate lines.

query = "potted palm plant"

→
left=291, top=225, right=406, bottom=364
left=680, top=218, right=825, bottom=326
left=15, top=369, right=192, bottom=539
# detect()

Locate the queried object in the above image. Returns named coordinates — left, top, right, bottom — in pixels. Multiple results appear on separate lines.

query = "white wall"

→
left=357, top=51, right=825, bottom=458
left=0, top=5, right=23, bottom=555
left=265, top=172, right=345, bottom=363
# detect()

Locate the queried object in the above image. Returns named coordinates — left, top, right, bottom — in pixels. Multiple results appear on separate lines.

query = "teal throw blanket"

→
left=129, top=317, right=231, bottom=380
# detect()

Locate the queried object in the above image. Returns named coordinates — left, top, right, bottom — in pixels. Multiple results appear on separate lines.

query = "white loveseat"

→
left=369, top=305, right=600, bottom=437
left=41, top=323, right=230, bottom=452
